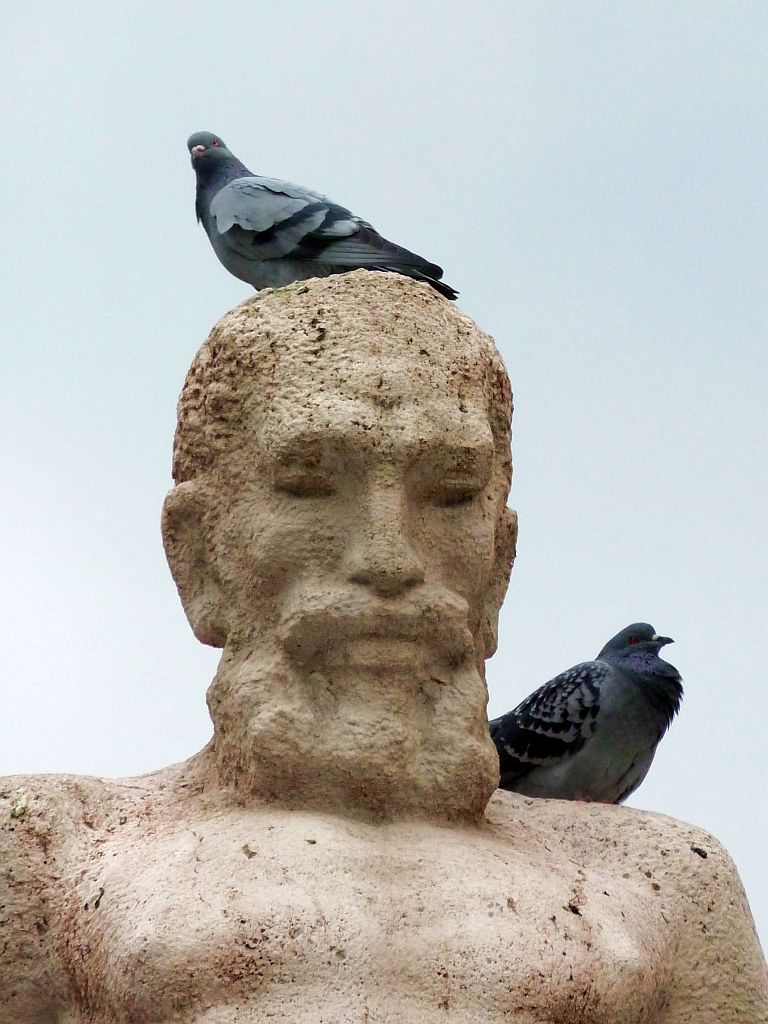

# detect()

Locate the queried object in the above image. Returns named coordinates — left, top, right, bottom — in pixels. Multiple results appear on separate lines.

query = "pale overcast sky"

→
left=3, top=2, right=766, bottom=951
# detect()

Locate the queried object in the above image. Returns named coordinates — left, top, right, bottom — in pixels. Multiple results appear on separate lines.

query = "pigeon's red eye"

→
left=211, top=139, right=220, bottom=147
left=628, top=636, right=638, bottom=644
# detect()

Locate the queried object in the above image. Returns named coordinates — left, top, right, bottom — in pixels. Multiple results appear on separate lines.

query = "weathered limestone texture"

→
left=1, top=272, right=766, bottom=1023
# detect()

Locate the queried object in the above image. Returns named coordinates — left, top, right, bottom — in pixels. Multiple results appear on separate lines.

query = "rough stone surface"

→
left=164, top=272, right=515, bottom=822
left=2, top=774, right=766, bottom=1023
left=1, top=272, right=765, bottom=1023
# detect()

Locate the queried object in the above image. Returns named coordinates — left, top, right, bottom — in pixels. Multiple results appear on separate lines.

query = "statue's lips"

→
left=322, top=634, right=430, bottom=670
left=278, top=589, right=475, bottom=668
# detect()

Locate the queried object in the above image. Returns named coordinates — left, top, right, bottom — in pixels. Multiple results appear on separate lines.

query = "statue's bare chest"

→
left=67, top=807, right=671, bottom=1023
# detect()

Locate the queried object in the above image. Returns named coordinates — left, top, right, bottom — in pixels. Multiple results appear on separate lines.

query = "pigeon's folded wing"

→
left=489, top=662, right=608, bottom=788
left=211, top=176, right=443, bottom=276
left=211, top=176, right=366, bottom=260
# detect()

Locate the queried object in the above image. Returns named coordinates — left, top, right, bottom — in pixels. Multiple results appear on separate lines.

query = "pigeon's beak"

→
left=190, top=145, right=206, bottom=160
left=651, top=634, right=674, bottom=647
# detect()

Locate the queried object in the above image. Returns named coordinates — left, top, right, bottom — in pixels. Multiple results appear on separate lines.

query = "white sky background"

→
left=2, top=1, right=766, bottom=952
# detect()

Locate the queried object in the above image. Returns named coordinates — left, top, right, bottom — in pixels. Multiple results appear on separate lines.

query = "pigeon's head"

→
left=597, top=622, right=679, bottom=674
left=599, top=623, right=673, bottom=656
left=187, top=131, right=234, bottom=171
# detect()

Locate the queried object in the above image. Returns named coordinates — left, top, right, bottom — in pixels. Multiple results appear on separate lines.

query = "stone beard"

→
left=207, top=585, right=494, bottom=818
left=163, top=271, right=517, bottom=820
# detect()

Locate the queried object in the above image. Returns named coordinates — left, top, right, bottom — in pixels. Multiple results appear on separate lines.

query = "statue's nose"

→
left=345, top=479, right=425, bottom=597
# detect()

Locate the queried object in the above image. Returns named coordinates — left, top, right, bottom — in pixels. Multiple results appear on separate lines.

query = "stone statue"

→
left=2, top=273, right=765, bottom=1023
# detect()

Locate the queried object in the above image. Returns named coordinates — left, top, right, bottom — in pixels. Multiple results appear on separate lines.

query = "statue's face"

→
left=165, top=302, right=512, bottom=817
left=210, top=330, right=499, bottom=672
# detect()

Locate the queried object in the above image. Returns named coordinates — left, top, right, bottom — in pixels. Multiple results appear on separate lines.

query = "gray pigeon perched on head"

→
left=187, top=131, right=458, bottom=299
left=490, top=623, right=683, bottom=803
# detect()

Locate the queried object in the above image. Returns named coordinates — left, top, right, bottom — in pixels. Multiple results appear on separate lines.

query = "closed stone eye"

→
left=273, top=462, right=337, bottom=497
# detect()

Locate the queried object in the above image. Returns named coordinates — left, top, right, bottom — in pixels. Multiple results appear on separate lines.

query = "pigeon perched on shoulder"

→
left=489, top=623, right=683, bottom=803
left=187, top=131, right=457, bottom=299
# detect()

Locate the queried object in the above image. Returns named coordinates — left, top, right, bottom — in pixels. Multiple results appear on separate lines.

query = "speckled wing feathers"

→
left=489, top=662, right=608, bottom=788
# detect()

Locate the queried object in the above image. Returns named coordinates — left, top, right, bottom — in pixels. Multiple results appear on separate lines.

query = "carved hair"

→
left=172, top=271, right=512, bottom=494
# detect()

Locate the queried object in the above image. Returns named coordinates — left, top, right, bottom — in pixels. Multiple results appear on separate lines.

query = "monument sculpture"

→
left=2, top=272, right=765, bottom=1023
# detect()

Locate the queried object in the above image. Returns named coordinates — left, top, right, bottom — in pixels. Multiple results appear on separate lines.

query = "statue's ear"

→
left=481, top=506, right=517, bottom=659
left=161, top=482, right=228, bottom=648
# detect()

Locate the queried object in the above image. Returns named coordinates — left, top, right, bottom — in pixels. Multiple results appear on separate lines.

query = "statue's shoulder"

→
left=1, top=769, right=158, bottom=847
left=584, top=805, right=768, bottom=1015
left=485, top=791, right=767, bottom=1015
left=0, top=772, right=107, bottom=1022
left=1, top=749, right=211, bottom=849
left=0, top=762, right=202, bottom=1024
left=0, top=769, right=165, bottom=921
left=486, top=789, right=745, bottom=888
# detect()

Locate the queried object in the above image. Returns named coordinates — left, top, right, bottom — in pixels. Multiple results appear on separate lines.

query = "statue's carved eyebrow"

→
left=270, top=430, right=351, bottom=463
left=268, top=425, right=494, bottom=469
left=417, top=438, right=493, bottom=464
left=411, top=441, right=494, bottom=491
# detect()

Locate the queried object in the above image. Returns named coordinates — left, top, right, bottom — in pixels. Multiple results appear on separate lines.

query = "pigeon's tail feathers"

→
left=307, top=224, right=458, bottom=299
left=372, top=262, right=456, bottom=299
left=429, top=277, right=459, bottom=301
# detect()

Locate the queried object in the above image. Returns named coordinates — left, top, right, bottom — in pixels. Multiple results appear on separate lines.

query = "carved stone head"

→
left=163, top=272, right=516, bottom=819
